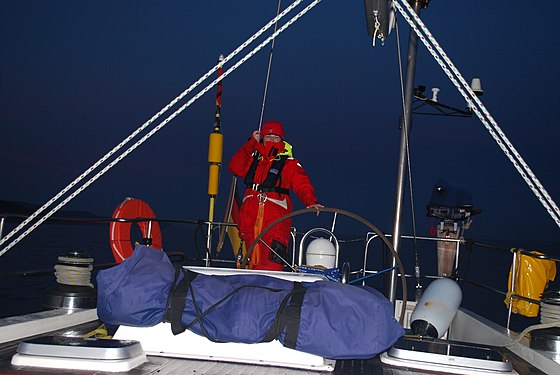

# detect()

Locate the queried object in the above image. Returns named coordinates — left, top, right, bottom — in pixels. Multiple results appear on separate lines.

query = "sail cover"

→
left=97, top=245, right=404, bottom=359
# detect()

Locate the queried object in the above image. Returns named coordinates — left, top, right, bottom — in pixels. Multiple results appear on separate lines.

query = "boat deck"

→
left=0, top=306, right=554, bottom=375
left=0, top=320, right=548, bottom=375
left=0, top=349, right=549, bottom=374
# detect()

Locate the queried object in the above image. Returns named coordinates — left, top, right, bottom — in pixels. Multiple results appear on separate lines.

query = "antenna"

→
left=431, top=87, right=440, bottom=102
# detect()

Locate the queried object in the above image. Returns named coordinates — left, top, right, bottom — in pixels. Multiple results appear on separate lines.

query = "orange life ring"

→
left=109, top=197, right=163, bottom=263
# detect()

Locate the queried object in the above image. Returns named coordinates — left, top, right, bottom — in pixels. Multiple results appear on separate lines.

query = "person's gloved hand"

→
left=307, top=203, right=325, bottom=213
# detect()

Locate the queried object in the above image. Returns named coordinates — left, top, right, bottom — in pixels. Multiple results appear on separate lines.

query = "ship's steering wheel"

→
left=240, top=206, right=408, bottom=325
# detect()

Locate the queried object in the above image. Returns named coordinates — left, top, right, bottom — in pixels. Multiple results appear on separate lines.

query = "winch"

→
left=530, top=289, right=560, bottom=356
left=44, top=251, right=97, bottom=310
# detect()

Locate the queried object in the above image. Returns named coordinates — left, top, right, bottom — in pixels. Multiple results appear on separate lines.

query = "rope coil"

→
left=540, top=302, right=560, bottom=324
left=54, top=252, right=94, bottom=288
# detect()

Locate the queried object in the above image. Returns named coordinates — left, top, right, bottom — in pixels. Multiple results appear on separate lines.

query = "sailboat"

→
left=1, top=1, right=559, bottom=373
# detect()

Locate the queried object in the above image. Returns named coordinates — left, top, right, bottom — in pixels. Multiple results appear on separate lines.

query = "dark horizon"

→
left=2, top=1, right=560, bottom=250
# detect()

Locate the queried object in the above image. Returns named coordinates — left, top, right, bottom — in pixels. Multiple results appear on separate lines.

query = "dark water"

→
left=1, top=220, right=558, bottom=333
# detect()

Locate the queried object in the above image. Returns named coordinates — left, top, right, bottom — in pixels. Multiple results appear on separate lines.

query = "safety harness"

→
left=243, top=142, right=293, bottom=268
left=244, top=153, right=289, bottom=195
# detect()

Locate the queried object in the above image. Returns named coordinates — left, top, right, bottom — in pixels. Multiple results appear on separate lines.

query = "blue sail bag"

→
left=97, top=245, right=404, bottom=359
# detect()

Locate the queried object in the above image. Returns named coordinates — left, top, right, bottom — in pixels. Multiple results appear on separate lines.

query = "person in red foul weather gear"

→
left=229, top=120, right=323, bottom=271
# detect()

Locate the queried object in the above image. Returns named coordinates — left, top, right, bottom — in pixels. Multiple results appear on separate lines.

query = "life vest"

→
left=244, top=149, right=290, bottom=195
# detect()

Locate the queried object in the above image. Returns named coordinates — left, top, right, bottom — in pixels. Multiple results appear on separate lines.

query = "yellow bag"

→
left=504, top=249, right=556, bottom=317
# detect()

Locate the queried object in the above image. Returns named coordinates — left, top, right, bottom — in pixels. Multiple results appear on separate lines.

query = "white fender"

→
left=410, top=278, right=462, bottom=338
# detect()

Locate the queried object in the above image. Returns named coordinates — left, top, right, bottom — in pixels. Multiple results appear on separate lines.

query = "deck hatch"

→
left=12, top=336, right=146, bottom=372
left=381, top=337, right=515, bottom=374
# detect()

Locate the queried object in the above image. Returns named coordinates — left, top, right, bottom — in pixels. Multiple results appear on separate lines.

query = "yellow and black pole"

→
left=206, top=55, right=224, bottom=264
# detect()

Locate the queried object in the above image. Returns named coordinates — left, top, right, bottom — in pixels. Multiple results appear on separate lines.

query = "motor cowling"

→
left=426, top=179, right=476, bottom=222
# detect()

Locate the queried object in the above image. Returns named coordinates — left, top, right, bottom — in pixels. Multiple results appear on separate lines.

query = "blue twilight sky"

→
left=1, top=1, right=560, bottom=246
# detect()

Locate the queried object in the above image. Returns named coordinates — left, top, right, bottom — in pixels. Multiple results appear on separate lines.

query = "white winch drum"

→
left=305, top=238, right=336, bottom=268
left=410, top=278, right=462, bottom=338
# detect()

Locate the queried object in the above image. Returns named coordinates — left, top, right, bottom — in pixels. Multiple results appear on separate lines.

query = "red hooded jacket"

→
left=229, top=137, right=318, bottom=270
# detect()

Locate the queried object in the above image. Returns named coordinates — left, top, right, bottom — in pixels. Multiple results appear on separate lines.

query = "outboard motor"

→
left=427, top=179, right=479, bottom=276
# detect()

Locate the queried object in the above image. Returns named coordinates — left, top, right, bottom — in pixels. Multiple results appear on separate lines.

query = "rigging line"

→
left=0, top=0, right=310, bottom=251
left=395, top=17, right=422, bottom=289
left=0, top=0, right=324, bottom=257
left=258, top=0, right=283, bottom=131
left=396, top=0, right=560, bottom=226
left=395, top=0, right=560, bottom=228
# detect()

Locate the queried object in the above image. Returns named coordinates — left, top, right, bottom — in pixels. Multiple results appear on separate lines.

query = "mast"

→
left=387, top=0, right=429, bottom=303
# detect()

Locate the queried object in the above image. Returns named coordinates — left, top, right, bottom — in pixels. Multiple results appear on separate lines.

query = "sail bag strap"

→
left=162, top=266, right=182, bottom=323
left=165, top=269, right=198, bottom=335
left=261, top=282, right=306, bottom=349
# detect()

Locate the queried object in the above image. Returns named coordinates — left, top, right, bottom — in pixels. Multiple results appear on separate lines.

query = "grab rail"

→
left=4, top=210, right=558, bottom=332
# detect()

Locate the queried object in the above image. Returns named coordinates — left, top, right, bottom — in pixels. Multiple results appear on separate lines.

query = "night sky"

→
left=2, top=1, right=560, bottom=249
